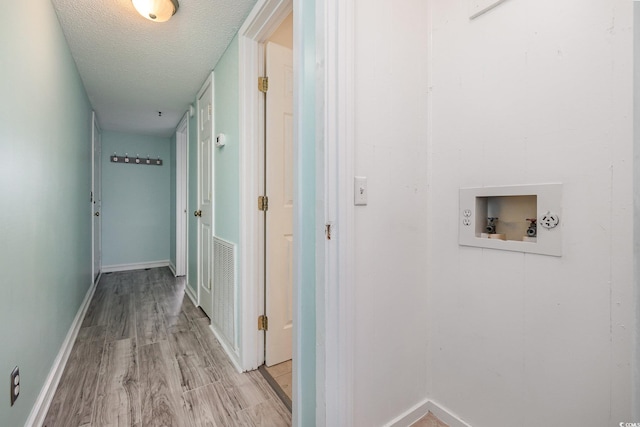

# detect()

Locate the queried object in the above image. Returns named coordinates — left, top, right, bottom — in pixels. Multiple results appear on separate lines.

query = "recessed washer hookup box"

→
left=459, top=184, right=562, bottom=256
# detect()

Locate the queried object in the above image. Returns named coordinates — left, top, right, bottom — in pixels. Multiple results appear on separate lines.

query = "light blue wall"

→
left=214, top=36, right=240, bottom=245
left=188, top=113, right=199, bottom=293
left=295, top=1, right=316, bottom=424
left=0, top=1, right=93, bottom=425
left=170, top=134, right=177, bottom=269
left=101, top=132, right=171, bottom=266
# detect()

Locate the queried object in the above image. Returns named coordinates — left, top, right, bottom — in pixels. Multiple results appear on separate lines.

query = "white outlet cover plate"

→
left=459, top=183, right=562, bottom=256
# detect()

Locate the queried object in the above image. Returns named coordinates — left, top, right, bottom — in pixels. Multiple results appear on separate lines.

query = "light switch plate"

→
left=354, top=176, right=367, bottom=206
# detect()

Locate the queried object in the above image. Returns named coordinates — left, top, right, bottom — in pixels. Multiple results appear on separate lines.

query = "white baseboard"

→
left=25, top=279, right=98, bottom=427
left=385, top=398, right=472, bottom=427
left=168, top=262, right=177, bottom=277
left=185, top=283, right=198, bottom=306
left=102, top=260, right=170, bottom=273
left=209, top=324, right=243, bottom=373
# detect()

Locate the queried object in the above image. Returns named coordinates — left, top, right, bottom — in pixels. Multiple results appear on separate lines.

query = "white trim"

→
left=384, top=399, right=472, bottom=427
left=316, top=0, right=355, bottom=424
left=25, top=280, right=97, bottom=427
left=168, top=262, right=177, bottom=277
left=101, top=260, right=170, bottom=273
left=185, top=282, right=198, bottom=306
left=238, top=0, right=293, bottom=373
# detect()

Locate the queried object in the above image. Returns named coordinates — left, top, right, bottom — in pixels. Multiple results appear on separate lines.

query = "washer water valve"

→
left=526, top=218, right=537, bottom=237
left=485, top=217, right=499, bottom=234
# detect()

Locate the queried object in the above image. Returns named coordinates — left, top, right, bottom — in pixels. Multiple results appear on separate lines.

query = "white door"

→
left=176, top=115, right=188, bottom=277
left=265, top=42, right=294, bottom=366
left=92, top=114, right=102, bottom=283
left=197, top=75, right=214, bottom=318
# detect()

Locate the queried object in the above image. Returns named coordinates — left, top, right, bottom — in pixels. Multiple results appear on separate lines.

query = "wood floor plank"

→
left=223, top=370, right=282, bottom=411
left=43, top=340, right=104, bottom=427
left=92, top=338, right=141, bottom=426
left=76, top=324, right=107, bottom=343
left=183, top=382, right=250, bottom=427
left=191, top=318, right=235, bottom=371
left=239, top=398, right=292, bottom=427
left=107, top=294, right=136, bottom=342
left=139, top=341, right=190, bottom=427
left=181, top=298, right=207, bottom=321
left=158, top=290, right=185, bottom=318
left=165, top=310, right=191, bottom=335
left=82, top=285, right=111, bottom=328
left=147, top=267, right=175, bottom=283
left=411, top=412, right=450, bottom=427
left=168, top=330, right=221, bottom=391
left=136, top=301, right=167, bottom=346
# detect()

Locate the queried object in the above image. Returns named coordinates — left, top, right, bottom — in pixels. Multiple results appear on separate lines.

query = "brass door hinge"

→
left=258, top=315, right=268, bottom=331
left=258, top=195, right=269, bottom=211
left=258, top=76, right=269, bottom=93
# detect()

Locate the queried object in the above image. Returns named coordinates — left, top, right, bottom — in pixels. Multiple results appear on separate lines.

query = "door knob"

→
left=94, top=212, right=100, bottom=217
left=194, top=210, right=202, bottom=217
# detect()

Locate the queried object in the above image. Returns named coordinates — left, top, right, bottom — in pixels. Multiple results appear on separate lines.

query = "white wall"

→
left=427, top=0, right=634, bottom=426
left=353, top=1, right=430, bottom=425
left=350, top=0, right=635, bottom=426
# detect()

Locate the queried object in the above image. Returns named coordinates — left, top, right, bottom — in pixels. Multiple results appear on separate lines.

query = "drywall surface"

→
left=101, top=131, right=171, bottom=266
left=214, top=36, right=241, bottom=245
left=428, top=0, right=634, bottom=425
left=352, top=1, right=430, bottom=425
left=0, top=0, right=93, bottom=425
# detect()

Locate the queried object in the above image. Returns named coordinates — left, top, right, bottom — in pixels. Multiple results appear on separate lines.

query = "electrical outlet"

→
left=10, top=366, right=19, bottom=406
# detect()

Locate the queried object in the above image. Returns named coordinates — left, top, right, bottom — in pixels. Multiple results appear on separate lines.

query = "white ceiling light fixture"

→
left=132, top=0, right=179, bottom=22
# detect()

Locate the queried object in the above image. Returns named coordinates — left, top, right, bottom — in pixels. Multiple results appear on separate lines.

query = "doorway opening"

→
left=257, top=10, right=295, bottom=410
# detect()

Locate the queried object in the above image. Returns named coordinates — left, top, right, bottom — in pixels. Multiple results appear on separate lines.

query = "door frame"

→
left=196, top=72, right=215, bottom=309
left=176, top=112, right=189, bottom=276
left=315, top=0, right=356, bottom=424
left=238, top=0, right=293, bottom=374
left=239, top=0, right=355, bottom=425
left=91, top=111, right=102, bottom=284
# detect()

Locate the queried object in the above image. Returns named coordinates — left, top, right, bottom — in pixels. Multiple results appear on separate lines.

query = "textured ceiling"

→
left=51, top=0, right=257, bottom=137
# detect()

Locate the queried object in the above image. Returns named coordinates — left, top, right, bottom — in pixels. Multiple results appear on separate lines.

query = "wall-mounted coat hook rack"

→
left=110, top=153, right=163, bottom=166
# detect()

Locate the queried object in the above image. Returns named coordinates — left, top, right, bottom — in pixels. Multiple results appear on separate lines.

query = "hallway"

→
left=42, top=268, right=290, bottom=427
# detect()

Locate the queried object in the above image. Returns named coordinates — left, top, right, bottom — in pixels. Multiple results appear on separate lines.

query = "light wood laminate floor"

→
left=411, top=412, right=449, bottom=427
left=43, top=267, right=291, bottom=427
